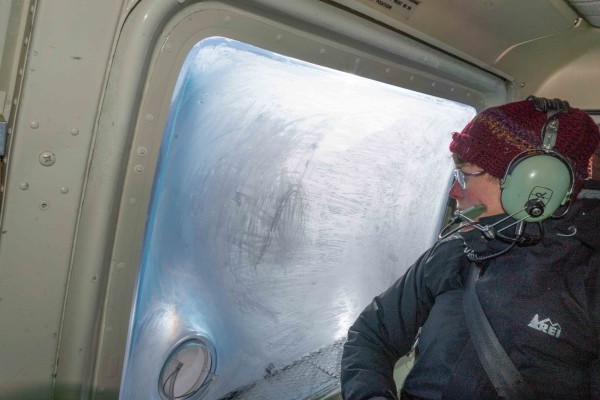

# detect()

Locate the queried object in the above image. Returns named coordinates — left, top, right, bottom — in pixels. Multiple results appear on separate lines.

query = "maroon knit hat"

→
left=449, top=99, right=600, bottom=195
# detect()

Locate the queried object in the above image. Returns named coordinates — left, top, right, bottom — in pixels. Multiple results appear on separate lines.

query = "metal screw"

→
left=134, top=165, right=144, bottom=174
left=19, top=182, right=29, bottom=190
left=39, top=201, right=49, bottom=211
left=39, top=151, right=56, bottom=166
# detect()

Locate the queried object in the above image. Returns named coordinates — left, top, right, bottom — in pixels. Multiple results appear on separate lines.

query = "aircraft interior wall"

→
left=0, top=1, right=599, bottom=399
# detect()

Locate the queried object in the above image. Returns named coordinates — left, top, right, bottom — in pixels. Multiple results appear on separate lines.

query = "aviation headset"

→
left=499, top=96, right=575, bottom=222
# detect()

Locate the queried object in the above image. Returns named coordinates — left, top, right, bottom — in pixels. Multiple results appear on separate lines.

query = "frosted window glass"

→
left=121, top=37, right=475, bottom=399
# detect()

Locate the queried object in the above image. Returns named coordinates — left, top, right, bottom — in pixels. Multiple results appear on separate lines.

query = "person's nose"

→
left=449, top=179, right=463, bottom=200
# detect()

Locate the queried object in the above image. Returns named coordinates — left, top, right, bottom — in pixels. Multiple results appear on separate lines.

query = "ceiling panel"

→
left=330, top=0, right=578, bottom=69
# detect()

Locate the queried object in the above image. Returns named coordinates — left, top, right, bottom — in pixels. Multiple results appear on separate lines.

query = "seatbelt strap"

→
left=463, top=264, right=534, bottom=400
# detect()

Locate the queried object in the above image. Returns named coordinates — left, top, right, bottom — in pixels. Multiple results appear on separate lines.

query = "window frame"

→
left=58, top=1, right=510, bottom=397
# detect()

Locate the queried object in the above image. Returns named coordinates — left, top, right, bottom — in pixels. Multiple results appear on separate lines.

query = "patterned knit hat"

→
left=449, top=99, right=600, bottom=195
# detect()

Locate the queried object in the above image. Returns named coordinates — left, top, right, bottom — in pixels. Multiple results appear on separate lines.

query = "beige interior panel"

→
left=493, top=20, right=600, bottom=106
left=535, top=37, right=600, bottom=108
left=330, top=0, right=578, bottom=74
left=0, top=1, right=126, bottom=399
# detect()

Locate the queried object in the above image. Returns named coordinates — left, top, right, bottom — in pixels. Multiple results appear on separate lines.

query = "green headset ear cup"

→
left=501, top=154, right=572, bottom=222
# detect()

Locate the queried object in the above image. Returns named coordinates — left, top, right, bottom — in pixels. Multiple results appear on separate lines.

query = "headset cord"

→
left=466, top=240, right=517, bottom=263
left=466, top=220, right=544, bottom=262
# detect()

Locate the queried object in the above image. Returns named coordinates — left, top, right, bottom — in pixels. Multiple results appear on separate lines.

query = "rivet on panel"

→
left=431, top=82, right=436, bottom=87
left=385, top=68, right=391, bottom=73
left=60, top=187, right=69, bottom=194
left=134, top=165, right=144, bottom=174
left=39, top=201, right=49, bottom=211
left=39, top=151, right=56, bottom=166
left=450, top=88, right=455, bottom=92
left=224, top=16, right=231, bottom=24
left=354, top=58, right=361, bottom=64
left=117, top=262, right=127, bottom=270
left=19, top=182, right=29, bottom=190
left=319, top=48, right=326, bottom=55
left=409, top=76, right=414, bottom=81
left=520, top=82, right=526, bottom=88
left=145, top=113, right=154, bottom=122
left=71, top=128, right=79, bottom=136
left=466, top=93, right=471, bottom=97
left=29, top=121, right=39, bottom=129
left=129, top=197, right=137, bottom=206
left=137, top=146, right=148, bottom=156
left=91, top=276, right=98, bottom=282
left=276, top=34, right=283, bottom=41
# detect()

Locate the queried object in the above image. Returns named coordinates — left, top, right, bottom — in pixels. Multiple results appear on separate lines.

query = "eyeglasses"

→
left=453, top=168, right=484, bottom=189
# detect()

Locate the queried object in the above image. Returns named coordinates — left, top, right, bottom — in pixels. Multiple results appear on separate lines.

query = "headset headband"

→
left=527, top=96, right=570, bottom=149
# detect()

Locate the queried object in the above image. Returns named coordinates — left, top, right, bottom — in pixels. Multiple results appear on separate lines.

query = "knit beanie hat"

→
left=449, top=99, right=600, bottom=196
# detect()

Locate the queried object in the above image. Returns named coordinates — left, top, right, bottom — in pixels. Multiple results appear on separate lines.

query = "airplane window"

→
left=120, top=37, right=475, bottom=399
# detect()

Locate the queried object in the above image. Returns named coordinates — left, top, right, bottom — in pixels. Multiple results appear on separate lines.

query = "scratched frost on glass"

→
left=120, top=37, right=475, bottom=399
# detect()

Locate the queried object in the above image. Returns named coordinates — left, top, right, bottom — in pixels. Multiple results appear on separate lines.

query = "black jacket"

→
left=341, top=181, right=600, bottom=399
